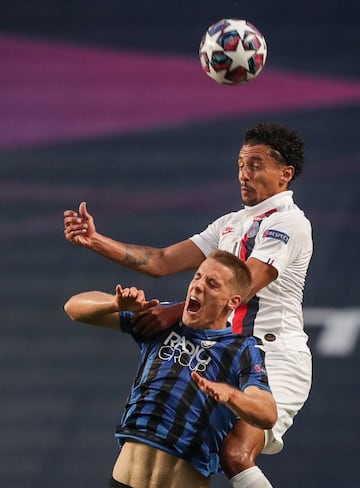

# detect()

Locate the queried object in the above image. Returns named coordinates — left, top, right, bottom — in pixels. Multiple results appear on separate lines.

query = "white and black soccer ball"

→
left=199, top=19, right=267, bottom=85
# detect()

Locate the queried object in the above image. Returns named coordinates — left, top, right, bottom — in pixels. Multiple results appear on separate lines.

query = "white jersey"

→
left=190, top=191, right=313, bottom=353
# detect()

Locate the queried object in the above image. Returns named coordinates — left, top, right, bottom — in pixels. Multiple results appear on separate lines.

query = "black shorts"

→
left=108, top=477, right=134, bottom=488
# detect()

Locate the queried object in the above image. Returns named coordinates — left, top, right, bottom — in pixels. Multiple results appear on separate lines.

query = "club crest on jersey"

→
left=200, top=340, right=217, bottom=349
left=222, top=226, right=234, bottom=235
left=247, top=221, right=260, bottom=238
left=263, top=229, right=289, bottom=244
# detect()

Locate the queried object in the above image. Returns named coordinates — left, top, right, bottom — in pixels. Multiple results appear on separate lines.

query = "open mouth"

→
left=187, top=296, right=202, bottom=313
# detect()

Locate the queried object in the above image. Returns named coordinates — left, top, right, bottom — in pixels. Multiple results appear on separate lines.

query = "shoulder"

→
left=207, top=210, right=246, bottom=236
left=225, top=333, right=263, bottom=352
left=262, top=207, right=312, bottom=236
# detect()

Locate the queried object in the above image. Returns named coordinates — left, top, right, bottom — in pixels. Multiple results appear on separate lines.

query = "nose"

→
left=192, top=277, right=206, bottom=291
left=239, top=165, right=249, bottom=183
left=193, top=280, right=204, bottom=291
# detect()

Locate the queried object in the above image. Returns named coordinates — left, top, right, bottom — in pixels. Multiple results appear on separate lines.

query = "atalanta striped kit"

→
left=116, top=315, right=270, bottom=477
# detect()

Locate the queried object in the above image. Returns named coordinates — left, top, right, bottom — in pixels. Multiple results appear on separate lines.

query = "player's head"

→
left=245, top=123, right=305, bottom=178
left=238, top=123, right=305, bottom=206
left=182, top=250, right=252, bottom=330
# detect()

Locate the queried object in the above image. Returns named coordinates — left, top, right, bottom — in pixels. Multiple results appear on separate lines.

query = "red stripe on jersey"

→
left=232, top=304, right=248, bottom=334
left=234, top=207, right=278, bottom=334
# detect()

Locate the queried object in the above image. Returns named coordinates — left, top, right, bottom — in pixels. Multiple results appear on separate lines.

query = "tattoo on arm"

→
left=124, top=246, right=154, bottom=269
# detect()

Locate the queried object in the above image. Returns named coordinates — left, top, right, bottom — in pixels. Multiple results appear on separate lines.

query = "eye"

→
left=246, top=161, right=262, bottom=171
left=208, top=279, right=219, bottom=289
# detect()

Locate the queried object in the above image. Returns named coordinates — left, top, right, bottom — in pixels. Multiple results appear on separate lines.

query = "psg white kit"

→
left=190, top=191, right=313, bottom=454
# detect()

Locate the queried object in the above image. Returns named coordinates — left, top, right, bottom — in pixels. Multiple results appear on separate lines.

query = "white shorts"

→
left=262, top=350, right=312, bottom=455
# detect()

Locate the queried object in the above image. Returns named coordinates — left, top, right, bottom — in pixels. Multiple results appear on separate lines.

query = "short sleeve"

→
left=250, top=211, right=312, bottom=275
left=190, top=213, right=234, bottom=257
left=238, top=337, right=271, bottom=392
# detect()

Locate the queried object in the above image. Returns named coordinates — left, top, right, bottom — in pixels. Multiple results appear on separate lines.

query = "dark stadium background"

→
left=1, top=1, right=359, bottom=487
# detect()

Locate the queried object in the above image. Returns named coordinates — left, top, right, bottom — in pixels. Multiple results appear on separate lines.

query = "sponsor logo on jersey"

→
left=158, top=331, right=212, bottom=372
left=222, top=226, right=234, bottom=235
left=263, top=229, right=289, bottom=244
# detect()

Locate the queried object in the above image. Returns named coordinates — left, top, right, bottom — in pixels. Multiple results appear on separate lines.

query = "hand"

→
left=191, top=371, right=233, bottom=404
left=116, top=284, right=159, bottom=313
left=64, top=201, right=96, bottom=247
left=132, top=302, right=184, bottom=336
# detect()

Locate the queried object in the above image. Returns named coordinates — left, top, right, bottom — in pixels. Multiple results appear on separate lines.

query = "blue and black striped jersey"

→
left=116, top=314, right=270, bottom=477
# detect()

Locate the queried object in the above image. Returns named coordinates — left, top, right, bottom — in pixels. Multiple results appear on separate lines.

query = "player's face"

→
left=182, top=258, right=239, bottom=330
left=238, top=144, right=293, bottom=206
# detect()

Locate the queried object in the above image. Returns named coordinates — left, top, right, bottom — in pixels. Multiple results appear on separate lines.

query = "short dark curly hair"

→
left=244, top=123, right=305, bottom=179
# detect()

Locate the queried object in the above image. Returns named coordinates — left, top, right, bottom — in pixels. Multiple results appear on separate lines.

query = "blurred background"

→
left=1, top=1, right=359, bottom=487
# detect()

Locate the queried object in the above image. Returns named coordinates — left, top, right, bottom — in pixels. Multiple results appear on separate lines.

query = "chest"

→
left=218, top=213, right=270, bottom=258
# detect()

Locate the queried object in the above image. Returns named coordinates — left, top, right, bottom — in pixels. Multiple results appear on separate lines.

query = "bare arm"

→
left=131, top=257, right=278, bottom=335
left=64, top=202, right=205, bottom=277
left=191, top=372, right=277, bottom=430
left=64, top=285, right=159, bottom=329
left=244, top=256, right=278, bottom=302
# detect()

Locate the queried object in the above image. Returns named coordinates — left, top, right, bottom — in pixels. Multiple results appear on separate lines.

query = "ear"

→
left=280, top=165, right=295, bottom=185
left=226, top=295, right=242, bottom=311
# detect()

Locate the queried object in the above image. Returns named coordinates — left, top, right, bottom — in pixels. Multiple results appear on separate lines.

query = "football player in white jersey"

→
left=64, top=123, right=313, bottom=488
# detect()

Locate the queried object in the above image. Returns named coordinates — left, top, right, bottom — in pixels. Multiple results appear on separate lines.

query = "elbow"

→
left=261, top=404, right=278, bottom=430
left=64, top=298, right=79, bottom=321
left=249, top=398, right=278, bottom=430
left=261, top=414, right=277, bottom=430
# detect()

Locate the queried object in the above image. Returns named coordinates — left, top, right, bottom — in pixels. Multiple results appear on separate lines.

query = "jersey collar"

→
left=242, top=190, right=293, bottom=217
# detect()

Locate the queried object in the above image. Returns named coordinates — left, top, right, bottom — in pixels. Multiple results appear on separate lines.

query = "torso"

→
left=190, top=191, right=313, bottom=352
left=117, top=323, right=269, bottom=477
left=112, top=442, right=209, bottom=488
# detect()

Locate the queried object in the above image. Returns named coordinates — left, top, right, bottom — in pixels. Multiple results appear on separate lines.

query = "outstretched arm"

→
left=191, top=372, right=277, bottom=430
left=64, top=202, right=205, bottom=277
left=64, top=285, right=159, bottom=329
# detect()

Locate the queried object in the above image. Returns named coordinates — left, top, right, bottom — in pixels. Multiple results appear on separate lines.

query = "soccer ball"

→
left=199, top=19, right=267, bottom=85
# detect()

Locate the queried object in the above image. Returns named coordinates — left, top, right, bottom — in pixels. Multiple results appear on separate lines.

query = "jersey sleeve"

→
left=189, top=213, right=233, bottom=257
left=238, top=337, right=271, bottom=392
left=250, top=211, right=312, bottom=275
left=119, top=311, right=135, bottom=334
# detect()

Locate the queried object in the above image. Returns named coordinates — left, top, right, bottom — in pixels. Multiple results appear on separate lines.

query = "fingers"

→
left=64, top=210, right=78, bottom=218
left=141, top=299, right=160, bottom=310
left=191, top=372, right=222, bottom=402
left=191, top=371, right=208, bottom=390
left=79, top=201, right=89, bottom=218
left=63, top=222, right=88, bottom=241
left=120, top=286, right=145, bottom=301
left=191, top=371, right=202, bottom=384
left=64, top=203, right=89, bottom=242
